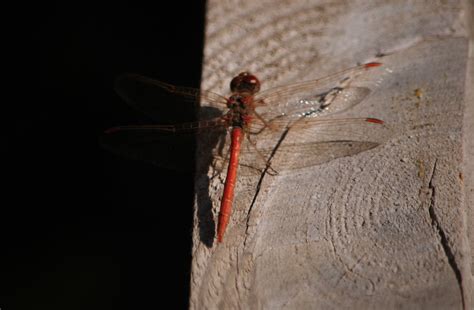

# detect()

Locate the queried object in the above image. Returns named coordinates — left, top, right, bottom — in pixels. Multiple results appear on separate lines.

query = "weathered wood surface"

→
left=464, top=0, right=474, bottom=307
left=191, top=0, right=472, bottom=309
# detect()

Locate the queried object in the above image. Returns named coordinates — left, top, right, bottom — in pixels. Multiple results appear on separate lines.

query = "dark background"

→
left=6, top=1, right=205, bottom=309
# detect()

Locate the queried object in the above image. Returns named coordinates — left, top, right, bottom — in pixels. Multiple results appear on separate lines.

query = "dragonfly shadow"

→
left=194, top=174, right=216, bottom=248
left=194, top=108, right=227, bottom=248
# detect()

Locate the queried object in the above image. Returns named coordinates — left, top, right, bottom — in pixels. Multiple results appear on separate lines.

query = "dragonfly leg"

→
left=209, top=133, right=231, bottom=181
left=210, top=154, right=228, bottom=181
left=249, top=111, right=286, bottom=135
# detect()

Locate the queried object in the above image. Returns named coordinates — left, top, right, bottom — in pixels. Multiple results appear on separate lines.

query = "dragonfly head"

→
left=230, top=72, right=261, bottom=95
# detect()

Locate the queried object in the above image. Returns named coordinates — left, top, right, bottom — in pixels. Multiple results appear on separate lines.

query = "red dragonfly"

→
left=102, top=62, right=387, bottom=243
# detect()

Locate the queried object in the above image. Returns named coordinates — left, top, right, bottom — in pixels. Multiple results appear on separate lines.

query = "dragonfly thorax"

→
left=227, top=94, right=250, bottom=108
left=226, top=95, right=253, bottom=128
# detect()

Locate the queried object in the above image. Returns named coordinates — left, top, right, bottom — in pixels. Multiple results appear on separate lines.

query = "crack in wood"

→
left=234, top=248, right=245, bottom=304
left=427, top=159, right=465, bottom=309
left=243, top=127, right=291, bottom=247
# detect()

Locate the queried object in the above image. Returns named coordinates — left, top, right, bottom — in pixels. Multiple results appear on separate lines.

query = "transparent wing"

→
left=253, top=63, right=381, bottom=122
left=100, top=122, right=228, bottom=171
left=217, top=117, right=391, bottom=175
left=105, top=74, right=232, bottom=171
left=114, top=74, right=229, bottom=123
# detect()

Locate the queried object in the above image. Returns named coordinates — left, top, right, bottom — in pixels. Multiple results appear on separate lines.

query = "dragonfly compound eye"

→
left=230, top=72, right=261, bottom=95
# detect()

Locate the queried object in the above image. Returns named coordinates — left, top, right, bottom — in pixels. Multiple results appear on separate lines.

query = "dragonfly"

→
left=102, top=62, right=388, bottom=243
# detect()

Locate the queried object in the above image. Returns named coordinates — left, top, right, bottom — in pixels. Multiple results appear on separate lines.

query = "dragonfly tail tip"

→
left=364, top=62, right=383, bottom=68
left=366, top=118, right=384, bottom=124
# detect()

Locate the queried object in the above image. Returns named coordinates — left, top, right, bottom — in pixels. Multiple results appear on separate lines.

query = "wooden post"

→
left=191, top=1, right=472, bottom=308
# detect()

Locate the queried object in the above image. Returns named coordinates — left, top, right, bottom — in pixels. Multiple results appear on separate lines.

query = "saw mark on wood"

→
left=426, top=159, right=465, bottom=309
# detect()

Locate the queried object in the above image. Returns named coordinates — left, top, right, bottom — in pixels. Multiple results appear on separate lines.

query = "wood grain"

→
left=191, top=0, right=471, bottom=309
